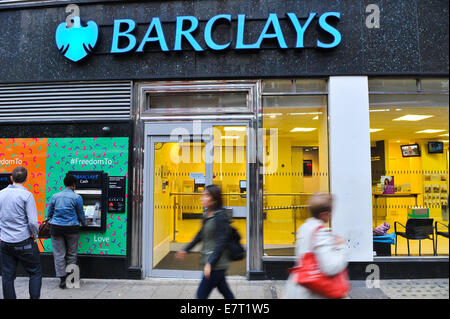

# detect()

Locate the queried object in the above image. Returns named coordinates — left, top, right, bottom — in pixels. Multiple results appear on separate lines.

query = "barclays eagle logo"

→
left=55, top=13, right=98, bottom=62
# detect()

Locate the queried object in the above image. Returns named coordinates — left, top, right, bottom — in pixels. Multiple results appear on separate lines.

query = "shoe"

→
left=59, top=276, right=67, bottom=289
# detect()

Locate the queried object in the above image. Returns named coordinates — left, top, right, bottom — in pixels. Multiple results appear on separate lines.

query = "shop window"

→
left=420, top=79, right=449, bottom=92
left=368, top=79, right=418, bottom=92
left=369, top=78, right=449, bottom=257
left=145, top=92, right=248, bottom=111
left=262, top=79, right=328, bottom=256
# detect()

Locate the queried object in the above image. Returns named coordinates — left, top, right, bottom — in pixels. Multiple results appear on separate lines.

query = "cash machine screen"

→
left=75, top=189, right=104, bottom=230
left=68, top=171, right=107, bottom=232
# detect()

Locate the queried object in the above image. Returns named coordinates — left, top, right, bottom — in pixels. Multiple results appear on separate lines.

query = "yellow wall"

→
left=263, top=136, right=326, bottom=245
left=374, top=139, right=449, bottom=256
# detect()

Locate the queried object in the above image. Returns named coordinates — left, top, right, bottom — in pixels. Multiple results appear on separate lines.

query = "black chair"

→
left=435, top=221, right=449, bottom=255
left=394, top=218, right=435, bottom=256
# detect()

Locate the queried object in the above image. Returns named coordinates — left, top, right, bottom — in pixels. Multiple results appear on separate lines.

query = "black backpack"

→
left=216, top=208, right=245, bottom=261
left=226, top=225, right=245, bottom=261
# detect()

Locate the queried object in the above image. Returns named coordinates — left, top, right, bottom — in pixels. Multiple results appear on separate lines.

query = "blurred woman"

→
left=283, top=192, right=348, bottom=299
left=175, top=184, right=235, bottom=299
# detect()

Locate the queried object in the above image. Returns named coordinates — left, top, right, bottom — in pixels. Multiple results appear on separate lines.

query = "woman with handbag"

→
left=283, top=192, right=349, bottom=299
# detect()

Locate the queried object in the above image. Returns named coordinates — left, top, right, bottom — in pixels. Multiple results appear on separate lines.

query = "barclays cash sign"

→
left=56, top=7, right=342, bottom=62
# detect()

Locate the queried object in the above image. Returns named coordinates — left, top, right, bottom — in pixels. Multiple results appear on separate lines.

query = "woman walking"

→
left=283, top=192, right=348, bottom=299
left=47, top=174, right=86, bottom=289
left=175, top=184, right=235, bottom=299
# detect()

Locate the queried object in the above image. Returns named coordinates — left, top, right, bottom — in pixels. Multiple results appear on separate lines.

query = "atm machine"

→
left=0, top=173, right=12, bottom=191
left=67, top=171, right=108, bottom=232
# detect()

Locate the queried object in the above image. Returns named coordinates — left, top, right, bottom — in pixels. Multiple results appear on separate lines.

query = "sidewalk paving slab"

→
left=0, top=277, right=448, bottom=299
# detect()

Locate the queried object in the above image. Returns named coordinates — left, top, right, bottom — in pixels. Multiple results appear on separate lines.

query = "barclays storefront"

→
left=0, top=0, right=448, bottom=280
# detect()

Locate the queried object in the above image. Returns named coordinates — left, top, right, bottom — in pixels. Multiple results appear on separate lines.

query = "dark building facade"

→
left=0, top=0, right=448, bottom=280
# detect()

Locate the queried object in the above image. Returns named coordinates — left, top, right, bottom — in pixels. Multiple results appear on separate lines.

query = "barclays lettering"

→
left=110, top=12, right=342, bottom=53
left=56, top=6, right=342, bottom=62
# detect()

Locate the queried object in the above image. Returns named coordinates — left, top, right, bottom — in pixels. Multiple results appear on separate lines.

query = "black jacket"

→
left=183, top=208, right=231, bottom=269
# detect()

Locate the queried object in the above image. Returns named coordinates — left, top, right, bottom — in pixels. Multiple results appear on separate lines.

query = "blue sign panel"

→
left=55, top=7, right=342, bottom=62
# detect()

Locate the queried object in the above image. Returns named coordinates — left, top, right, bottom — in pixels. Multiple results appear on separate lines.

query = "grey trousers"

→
left=51, top=234, right=79, bottom=277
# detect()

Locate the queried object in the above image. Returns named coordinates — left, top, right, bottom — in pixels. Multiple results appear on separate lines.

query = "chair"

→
left=434, top=221, right=449, bottom=255
left=394, top=218, right=435, bottom=256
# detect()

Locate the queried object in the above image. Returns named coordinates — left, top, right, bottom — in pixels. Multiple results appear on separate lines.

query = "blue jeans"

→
left=196, top=269, right=235, bottom=299
left=0, top=238, right=42, bottom=299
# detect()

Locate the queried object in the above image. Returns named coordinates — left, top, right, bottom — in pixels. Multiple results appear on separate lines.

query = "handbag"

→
left=38, top=218, right=51, bottom=240
left=226, top=225, right=245, bottom=261
left=288, top=226, right=350, bottom=299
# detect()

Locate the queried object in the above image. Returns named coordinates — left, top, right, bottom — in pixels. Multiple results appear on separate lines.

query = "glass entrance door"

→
left=210, top=125, right=247, bottom=276
left=144, top=121, right=249, bottom=278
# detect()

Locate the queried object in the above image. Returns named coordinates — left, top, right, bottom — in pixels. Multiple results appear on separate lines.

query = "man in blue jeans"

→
left=0, top=166, right=42, bottom=299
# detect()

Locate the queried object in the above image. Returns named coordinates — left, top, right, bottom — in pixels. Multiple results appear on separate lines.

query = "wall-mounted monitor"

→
left=428, top=141, right=444, bottom=154
left=400, top=144, right=421, bottom=157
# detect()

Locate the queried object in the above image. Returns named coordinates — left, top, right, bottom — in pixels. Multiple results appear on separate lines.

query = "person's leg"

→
left=51, top=235, right=67, bottom=277
left=0, top=242, right=18, bottom=299
left=65, top=233, right=79, bottom=268
left=17, top=240, right=42, bottom=299
left=215, top=270, right=235, bottom=299
left=51, top=234, right=68, bottom=288
left=196, top=274, right=217, bottom=299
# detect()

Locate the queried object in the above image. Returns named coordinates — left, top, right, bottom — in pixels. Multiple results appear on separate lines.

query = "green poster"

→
left=43, top=137, right=129, bottom=256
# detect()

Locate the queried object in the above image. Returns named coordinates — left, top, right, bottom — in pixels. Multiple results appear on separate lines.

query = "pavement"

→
left=0, top=277, right=448, bottom=299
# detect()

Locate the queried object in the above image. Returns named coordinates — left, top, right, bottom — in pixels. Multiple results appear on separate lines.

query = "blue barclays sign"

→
left=55, top=5, right=99, bottom=62
left=56, top=5, right=342, bottom=62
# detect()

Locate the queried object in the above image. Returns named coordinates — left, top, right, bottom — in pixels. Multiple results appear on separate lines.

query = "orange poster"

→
left=0, top=138, right=47, bottom=249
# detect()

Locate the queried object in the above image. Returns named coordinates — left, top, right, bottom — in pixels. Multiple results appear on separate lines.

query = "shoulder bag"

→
left=37, top=218, right=51, bottom=248
left=288, top=225, right=350, bottom=299
left=38, top=218, right=51, bottom=238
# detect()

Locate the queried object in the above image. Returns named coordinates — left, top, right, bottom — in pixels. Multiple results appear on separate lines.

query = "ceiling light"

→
left=439, top=133, right=449, bottom=136
left=393, top=115, right=433, bottom=121
left=369, top=109, right=390, bottom=112
left=221, top=136, right=240, bottom=139
left=395, top=108, right=402, bottom=111
left=263, top=113, right=282, bottom=117
left=290, top=128, right=317, bottom=132
left=288, top=112, right=323, bottom=116
left=416, top=129, right=446, bottom=134
left=370, top=129, right=384, bottom=133
left=312, top=116, right=319, bottom=120
left=224, top=127, right=246, bottom=131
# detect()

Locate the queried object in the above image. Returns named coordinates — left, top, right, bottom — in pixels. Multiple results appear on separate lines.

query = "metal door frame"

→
left=143, top=120, right=252, bottom=278
left=132, top=80, right=263, bottom=279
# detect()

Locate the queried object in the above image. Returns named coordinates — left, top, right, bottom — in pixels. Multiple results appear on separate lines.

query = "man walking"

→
left=0, top=166, right=42, bottom=299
